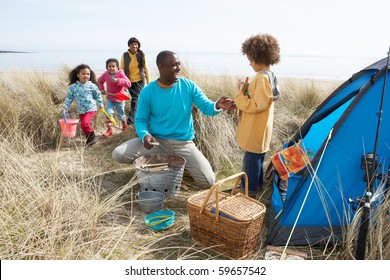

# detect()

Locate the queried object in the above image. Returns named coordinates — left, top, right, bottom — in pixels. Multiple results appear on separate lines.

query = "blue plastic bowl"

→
left=144, top=209, right=175, bottom=231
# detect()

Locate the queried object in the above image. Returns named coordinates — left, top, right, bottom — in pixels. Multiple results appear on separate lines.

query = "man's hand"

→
left=143, top=134, right=159, bottom=150
left=216, top=96, right=237, bottom=111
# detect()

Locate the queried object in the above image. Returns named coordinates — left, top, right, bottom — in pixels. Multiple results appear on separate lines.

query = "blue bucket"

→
left=144, top=209, right=175, bottom=231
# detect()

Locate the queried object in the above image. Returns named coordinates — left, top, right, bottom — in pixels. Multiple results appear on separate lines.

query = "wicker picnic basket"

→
left=187, top=172, right=266, bottom=259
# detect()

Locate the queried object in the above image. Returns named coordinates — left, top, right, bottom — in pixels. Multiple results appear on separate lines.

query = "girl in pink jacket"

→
left=98, top=58, right=132, bottom=137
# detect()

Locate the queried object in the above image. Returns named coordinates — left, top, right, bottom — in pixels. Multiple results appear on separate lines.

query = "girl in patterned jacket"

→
left=63, top=64, right=104, bottom=146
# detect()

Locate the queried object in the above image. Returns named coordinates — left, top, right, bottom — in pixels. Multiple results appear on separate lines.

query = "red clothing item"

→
left=97, top=69, right=131, bottom=102
left=79, top=111, right=96, bottom=136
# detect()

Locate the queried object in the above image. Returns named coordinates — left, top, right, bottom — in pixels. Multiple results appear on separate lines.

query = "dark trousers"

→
left=241, top=151, right=265, bottom=195
left=127, top=80, right=145, bottom=124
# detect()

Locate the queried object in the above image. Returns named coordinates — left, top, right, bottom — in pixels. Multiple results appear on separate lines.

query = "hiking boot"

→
left=103, top=127, right=113, bottom=137
left=248, top=193, right=258, bottom=199
left=122, top=121, right=129, bottom=131
left=85, top=131, right=97, bottom=146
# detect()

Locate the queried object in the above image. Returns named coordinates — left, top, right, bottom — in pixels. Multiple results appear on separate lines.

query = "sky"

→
left=0, top=0, right=389, bottom=59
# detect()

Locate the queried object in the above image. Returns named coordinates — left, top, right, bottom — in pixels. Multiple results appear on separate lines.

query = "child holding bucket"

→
left=63, top=64, right=104, bottom=146
left=98, top=58, right=132, bottom=137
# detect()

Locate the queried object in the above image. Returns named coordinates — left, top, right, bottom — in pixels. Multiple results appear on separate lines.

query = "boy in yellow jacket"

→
left=235, top=33, right=281, bottom=197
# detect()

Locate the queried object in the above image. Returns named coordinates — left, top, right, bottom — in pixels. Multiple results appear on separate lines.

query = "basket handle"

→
left=200, top=172, right=249, bottom=220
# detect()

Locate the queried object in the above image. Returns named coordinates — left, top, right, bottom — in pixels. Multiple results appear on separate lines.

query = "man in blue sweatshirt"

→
left=112, top=50, right=235, bottom=187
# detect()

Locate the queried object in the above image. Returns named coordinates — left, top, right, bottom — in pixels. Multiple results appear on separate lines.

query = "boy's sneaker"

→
left=103, top=127, right=113, bottom=137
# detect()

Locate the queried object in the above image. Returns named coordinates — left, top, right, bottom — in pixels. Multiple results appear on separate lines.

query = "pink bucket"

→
left=59, top=118, right=79, bottom=137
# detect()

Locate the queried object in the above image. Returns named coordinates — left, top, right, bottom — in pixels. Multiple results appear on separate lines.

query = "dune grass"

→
left=0, top=69, right=388, bottom=260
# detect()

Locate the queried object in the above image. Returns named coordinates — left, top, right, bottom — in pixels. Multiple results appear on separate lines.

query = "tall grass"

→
left=343, top=181, right=390, bottom=260
left=0, top=69, right=388, bottom=259
left=191, top=74, right=242, bottom=174
left=0, top=71, right=65, bottom=149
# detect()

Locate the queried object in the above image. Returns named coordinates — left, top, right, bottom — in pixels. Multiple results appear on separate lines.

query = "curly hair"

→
left=241, top=33, right=280, bottom=65
left=68, top=64, right=97, bottom=85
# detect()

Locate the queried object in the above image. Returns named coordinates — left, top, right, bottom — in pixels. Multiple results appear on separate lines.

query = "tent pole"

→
left=356, top=46, right=390, bottom=260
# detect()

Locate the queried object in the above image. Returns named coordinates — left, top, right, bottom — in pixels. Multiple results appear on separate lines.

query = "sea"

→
left=0, top=50, right=384, bottom=80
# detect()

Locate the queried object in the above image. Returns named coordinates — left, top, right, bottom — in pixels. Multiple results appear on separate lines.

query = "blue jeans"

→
left=105, top=99, right=126, bottom=121
left=241, top=151, right=265, bottom=195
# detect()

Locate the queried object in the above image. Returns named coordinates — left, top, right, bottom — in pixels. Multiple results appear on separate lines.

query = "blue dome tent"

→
left=267, top=56, right=390, bottom=250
